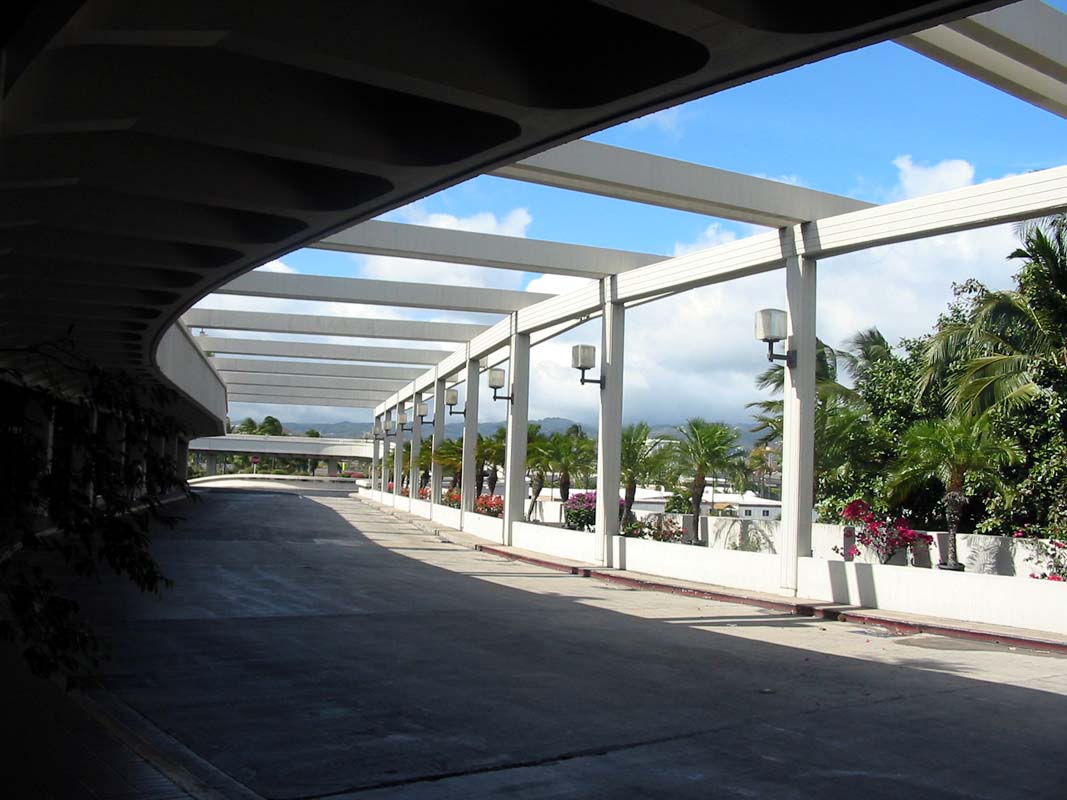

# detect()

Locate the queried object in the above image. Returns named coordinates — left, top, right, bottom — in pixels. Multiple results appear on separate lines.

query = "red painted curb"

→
left=588, top=570, right=803, bottom=614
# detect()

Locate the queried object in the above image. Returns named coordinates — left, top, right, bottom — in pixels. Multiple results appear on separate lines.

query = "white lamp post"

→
left=571, top=344, right=604, bottom=387
left=398, top=411, right=412, bottom=432
left=445, top=388, right=464, bottom=417
left=384, top=419, right=396, bottom=437
left=487, top=367, right=512, bottom=403
left=415, top=402, right=429, bottom=423
left=755, top=308, right=795, bottom=368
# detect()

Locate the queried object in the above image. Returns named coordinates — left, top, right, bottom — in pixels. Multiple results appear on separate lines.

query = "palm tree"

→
left=887, top=415, right=1022, bottom=569
left=620, top=423, right=674, bottom=523
left=525, top=424, right=550, bottom=520
left=542, top=432, right=596, bottom=502
left=235, top=417, right=257, bottom=434
left=481, top=427, right=507, bottom=495
left=670, top=418, right=741, bottom=541
left=840, top=327, right=893, bottom=384
left=922, top=214, right=1067, bottom=416
left=416, top=436, right=433, bottom=489
left=433, top=437, right=463, bottom=492
left=256, top=416, right=284, bottom=436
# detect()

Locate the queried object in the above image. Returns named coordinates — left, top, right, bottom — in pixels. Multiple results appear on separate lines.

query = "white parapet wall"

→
left=613, top=536, right=782, bottom=595
left=462, top=512, right=504, bottom=544
left=431, top=504, right=462, bottom=529
left=408, top=498, right=432, bottom=520
left=797, top=557, right=1067, bottom=636
left=512, top=521, right=599, bottom=563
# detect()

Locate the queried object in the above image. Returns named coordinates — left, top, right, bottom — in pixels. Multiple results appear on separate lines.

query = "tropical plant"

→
left=433, top=437, right=463, bottom=491
left=833, top=499, right=932, bottom=564
left=669, top=418, right=741, bottom=541
left=256, top=416, right=284, bottom=436
left=921, top=214, right=1067, bottom=416
left=620, top=423, right=674, bottom=522
left=474, top=494, right=504, bottom=518
left=480, top=427, right=507, bottom=496
left=525, top=424, right=550, bottom=520
left=543, top=432, right=596, bottom=502
left=886, top=415, right=1022, bottom=569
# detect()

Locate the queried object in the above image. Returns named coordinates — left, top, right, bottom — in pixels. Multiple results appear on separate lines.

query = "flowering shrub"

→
left=1029, top=539, right=1067, bottom=581
left=474, top=494, right=504, bottom=517
left=564, top=492, right=597, bottom=530
left=441, top=489, right=461, bottom=508
left=834, top=499, right=932, bottom=564
left=400, top=487, right=409, bottom=497
left=386, top=481, right=394, bottom=494
left=563, top=492, right=625, bottom=531
left=623, top=516, right=684, bottom=543
left=418, top=486, right=431, bottom=500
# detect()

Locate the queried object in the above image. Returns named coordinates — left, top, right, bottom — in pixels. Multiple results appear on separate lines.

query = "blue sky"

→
left=208, top=30, right=1067, bottom=429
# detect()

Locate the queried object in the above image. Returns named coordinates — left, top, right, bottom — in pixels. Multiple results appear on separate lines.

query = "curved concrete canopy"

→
left=0, top=0, right=1003, bottom=432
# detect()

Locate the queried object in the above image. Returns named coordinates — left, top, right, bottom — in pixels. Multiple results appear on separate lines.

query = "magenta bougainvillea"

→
left=835, top=499, right=933, bottom=564
left=1029, top=539, right=1067, bottom=582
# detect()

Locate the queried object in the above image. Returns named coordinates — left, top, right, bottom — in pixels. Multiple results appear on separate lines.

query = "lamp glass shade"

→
left=398, top=412, right=408, bottom=425
left=445, top=388, right=459, bottom=406
left=385, top=419, right=395, bottom=431
left=755, top=308, right=788, bottom=342
left=479, top=357, right=488, bottom=370
left=416, top=402, right=428, bottom=417
left=571, top=344, right=596, bottom=370
left=487, top=367, right=506, bottom=389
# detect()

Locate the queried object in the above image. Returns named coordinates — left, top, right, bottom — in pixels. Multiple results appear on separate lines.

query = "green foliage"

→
left=0, top=338, right=187, bottom=681
left=663, top=492, right=690, bottom=514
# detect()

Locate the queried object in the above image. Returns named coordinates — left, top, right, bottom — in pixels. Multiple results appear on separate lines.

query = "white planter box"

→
left=431, top=504, right=462, bottom=530
left=797, top=556, right=1067, bottom=636
left=614, top=536, right=781, bottom=594
left=462, top=511, right=504, bottom=543
left=512, top=521, right=598, bottom=563
left=408, top=498, right=432, bottom=519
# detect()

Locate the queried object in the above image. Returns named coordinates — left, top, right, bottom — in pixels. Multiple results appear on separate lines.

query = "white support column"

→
left=779, top=248, right=817, bottom=594
left=205, top=452, right=217, bottom=476
left=382, top=408, right=392, bottom=493
left=370, top=414, right=379, bottom=490
left=503, top=330, right=530, bottom=546
left=595, top=292, right=625, bottom=566
left=460, top=357, right=480, bottom=520
left=393, top=401, right=406, bottom=503
left=431, top=376, right=446, bottom=504
left=409, top=390, right=422, bottom=497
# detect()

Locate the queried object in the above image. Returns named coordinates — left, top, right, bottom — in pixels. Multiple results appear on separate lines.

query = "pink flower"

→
left=842, top=499, right=871, bottom=522
left=1012, top=530, right=1026, bottom=538
left=1048, top=574, right=1063, bottom=582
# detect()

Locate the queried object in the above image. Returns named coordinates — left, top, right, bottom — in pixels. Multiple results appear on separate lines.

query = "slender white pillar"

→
left=595, top=296, right=625, bottom=566
left=460, top=357, right=480, bottom=520
left=382, top=408, right=392, bottom=493
left=370, top=414, right=381, bottom=491
left=503, top=331, right=530, bottom=546
left=431, top=376, right=446, bottom=504
left=393, top=401, right=406, bottom=503
left=779, top=251, right=817, bottom=593
left=409, top=390, right=422, bottom=497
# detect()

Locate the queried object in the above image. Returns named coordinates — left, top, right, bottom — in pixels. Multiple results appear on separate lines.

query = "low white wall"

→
left=431, top=504, right=462, bottom=530
left=797, top=557, right=1067, bottom=636
left=615, top=536, right=782, bottom=594
left=512, top=521, right=598, bottom=563
left=526, top=499, right=564, bottom=525
left=462, top=511, right=504, bottom=543
left=408, top=498, right=432, bottom=520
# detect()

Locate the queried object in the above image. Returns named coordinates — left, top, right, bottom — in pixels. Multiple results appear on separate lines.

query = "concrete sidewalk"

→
left=374, top=499, right=1067, bottom=655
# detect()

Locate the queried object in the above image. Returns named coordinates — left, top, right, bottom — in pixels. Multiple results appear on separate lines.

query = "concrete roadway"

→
left=62, top=483, right=1067, bottom=798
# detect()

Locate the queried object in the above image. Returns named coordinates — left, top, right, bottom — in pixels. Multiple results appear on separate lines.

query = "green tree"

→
left=304, top=428, right=321, bottom=438
left=542, top=432, right=596, bottom=502
left=480, top=427, right=507, bottom=495
left=669, top=418, right=741, bottom=540
left=235, top=417, right=257, bottom=434
left=525, top=424, right=551, bottom=520
left=432, top=438, right=463, bottom=492
left=620, top=423, right=673, bottom=522
left=887, top=416, right=1022, bottom=569
left=256, top=416, right=284, bottom=436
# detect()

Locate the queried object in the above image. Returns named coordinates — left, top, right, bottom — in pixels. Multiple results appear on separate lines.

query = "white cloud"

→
left=672, top=222, right=738, bottom=256
left=619, top=107, right=685, bottom=139
left=255, top=259, right=298, bottom=273
left=891, top=154, right=974, bottom=199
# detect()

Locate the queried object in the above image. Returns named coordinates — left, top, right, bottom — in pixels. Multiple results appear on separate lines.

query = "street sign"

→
left=250, top=456, right=260, bottom=464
